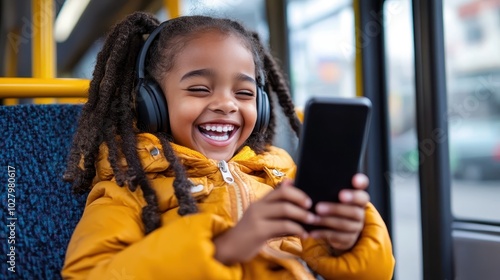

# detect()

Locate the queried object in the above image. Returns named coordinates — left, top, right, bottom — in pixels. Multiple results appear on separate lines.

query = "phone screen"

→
left=295, top=97, right=371, bottom=214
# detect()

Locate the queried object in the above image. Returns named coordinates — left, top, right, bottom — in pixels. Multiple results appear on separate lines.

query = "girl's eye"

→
left=187, top=87, right=210, bottom=92
left=236, top=91, right=255, bottom=98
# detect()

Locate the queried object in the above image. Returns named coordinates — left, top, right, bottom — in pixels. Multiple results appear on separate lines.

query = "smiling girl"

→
left=62, top=12, right=394, bottom=279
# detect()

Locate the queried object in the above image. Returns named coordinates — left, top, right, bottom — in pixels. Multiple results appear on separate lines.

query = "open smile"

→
left=198, top=123, right=239, bottom=142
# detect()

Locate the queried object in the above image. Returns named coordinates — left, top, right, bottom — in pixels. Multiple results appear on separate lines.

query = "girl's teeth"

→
left=201, top=124, right=235, bottom=131
left=205, top=134, right=229, bottom=141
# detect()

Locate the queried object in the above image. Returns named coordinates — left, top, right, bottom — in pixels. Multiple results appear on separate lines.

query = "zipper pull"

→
left=218, top=160, right=235, bottom=184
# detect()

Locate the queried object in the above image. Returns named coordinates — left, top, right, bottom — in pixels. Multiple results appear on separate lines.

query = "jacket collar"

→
left=94, top=133, right=292, bottom=181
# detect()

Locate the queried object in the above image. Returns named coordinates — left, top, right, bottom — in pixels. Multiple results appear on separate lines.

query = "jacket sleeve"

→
left=301, top=203, right=395, bottom=280
left=61, top=182, right=241, bottom=280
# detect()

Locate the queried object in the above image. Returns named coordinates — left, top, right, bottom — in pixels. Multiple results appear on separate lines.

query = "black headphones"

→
left=135, top=21, right=271, bottom=135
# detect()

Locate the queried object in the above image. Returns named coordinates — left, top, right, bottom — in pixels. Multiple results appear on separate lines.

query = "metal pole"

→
left=412, top=0, right=454, bottom=279
left=356, top=0, right=392, bottom=236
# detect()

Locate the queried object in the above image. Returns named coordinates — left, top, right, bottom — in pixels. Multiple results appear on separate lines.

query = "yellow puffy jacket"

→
left=62, top=133, right=394, bottom=280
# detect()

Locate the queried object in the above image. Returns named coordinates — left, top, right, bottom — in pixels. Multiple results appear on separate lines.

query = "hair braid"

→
left=65, top=13, right=159, bottom=183
left=140, top=179, right=161, bottom=234
left=113, top=20, right=165, bottom=233
left=64, top=13, right=162, bottom=231
left=247, top=33, right=301, bottom=139
left=101, top=114, right=125, bottom=186
left=263, top=56, right=301, bottom=138
left=62, top=19, right=127, bottom=189
left=114, top=27, right=148, bottom=191
left=156, top=133, right=198, bottom=216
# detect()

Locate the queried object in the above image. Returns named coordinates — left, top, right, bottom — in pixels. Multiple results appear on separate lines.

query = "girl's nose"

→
left=208, top=91, right=238, bottom=114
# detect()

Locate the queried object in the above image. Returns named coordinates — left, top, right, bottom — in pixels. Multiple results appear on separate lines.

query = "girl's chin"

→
left=199, top=134, right=234, bottom=147
left=203, top=151, right=234, bottom=161
left=191, top=129, right=246, bottom=160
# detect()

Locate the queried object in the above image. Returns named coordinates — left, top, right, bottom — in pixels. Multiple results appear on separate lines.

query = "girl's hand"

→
left=213, top=179, right=314, bottom=265
left=309, top=173, right=370, bottom=254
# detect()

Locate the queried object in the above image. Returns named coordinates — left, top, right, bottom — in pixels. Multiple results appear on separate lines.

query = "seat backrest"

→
left=0, top=104, right=86, bottom=279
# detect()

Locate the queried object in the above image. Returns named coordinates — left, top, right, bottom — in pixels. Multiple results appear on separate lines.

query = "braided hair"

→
left=64, top=12, right=301, bottom=234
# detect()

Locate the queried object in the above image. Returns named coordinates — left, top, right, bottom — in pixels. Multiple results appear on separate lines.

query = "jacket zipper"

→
left=218, top=160, right=243, bottom=220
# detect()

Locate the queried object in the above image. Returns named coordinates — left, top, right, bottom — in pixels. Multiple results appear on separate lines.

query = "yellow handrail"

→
left=2, top=0, right=182, bottom=102
left=0, top=78, right=89, bottom=98
left=164, top=0, right=181, bottom=18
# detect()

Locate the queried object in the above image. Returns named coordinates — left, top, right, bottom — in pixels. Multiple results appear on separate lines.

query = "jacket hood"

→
left=93, top=133, right=294, bottom=183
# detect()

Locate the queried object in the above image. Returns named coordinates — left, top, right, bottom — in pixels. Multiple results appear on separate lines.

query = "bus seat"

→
left=0, top=104, right=86, bottom=279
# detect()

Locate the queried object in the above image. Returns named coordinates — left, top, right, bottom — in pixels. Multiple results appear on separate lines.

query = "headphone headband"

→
left=136, top=21, right=169, bottom=79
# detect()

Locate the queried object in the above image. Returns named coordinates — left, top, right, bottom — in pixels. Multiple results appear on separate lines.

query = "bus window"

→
left=444, top=0, right=500, bottom=223
left=183, top=0, right=268, bottom=37
left=287, top=0, right=355, bottom=107
left=70, top=1, right=269, bottom=81
left=384, top=1, right=421, bottom=280
left=388, top=1, right=500, bottom=279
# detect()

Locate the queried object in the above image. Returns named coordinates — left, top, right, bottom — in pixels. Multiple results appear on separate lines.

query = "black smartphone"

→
left=294, top=96, right=372, bottom=231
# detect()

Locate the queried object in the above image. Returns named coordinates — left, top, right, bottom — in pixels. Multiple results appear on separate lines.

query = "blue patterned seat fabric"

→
left=0, top=104, right=86, bottom=280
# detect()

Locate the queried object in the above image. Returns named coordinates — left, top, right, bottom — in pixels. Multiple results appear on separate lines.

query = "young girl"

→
left=62, top=12, right=394, bottom=279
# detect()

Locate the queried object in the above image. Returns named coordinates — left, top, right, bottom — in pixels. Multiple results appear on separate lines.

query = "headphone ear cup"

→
left=253, top=86, right=271, bottom=134
left=135, top=79, right=169, bottom=133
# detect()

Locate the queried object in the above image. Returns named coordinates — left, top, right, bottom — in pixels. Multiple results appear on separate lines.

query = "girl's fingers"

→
left=352, top=173, right=369, bottom=190
left=315, top=202, right=365, bottom=221
left=309, top=230, right=358, bottom=251
left=262, top=202, right=317, bottom=225
left=313, top=215, right=363, bottom=233
left=338, top=189, right=370, bottom=206
left=265, top=179, right=312, bottom=209
left=261, top=220, right=309, bottom=238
